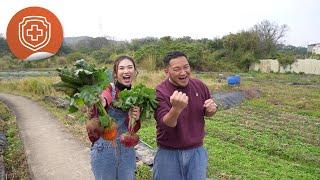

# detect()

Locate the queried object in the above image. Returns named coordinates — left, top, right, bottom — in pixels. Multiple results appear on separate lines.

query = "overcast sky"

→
left=1, top=0, right=319, bottom=47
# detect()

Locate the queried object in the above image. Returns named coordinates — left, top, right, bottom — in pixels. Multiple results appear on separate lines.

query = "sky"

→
left=1, top=0, right=319, bottom=47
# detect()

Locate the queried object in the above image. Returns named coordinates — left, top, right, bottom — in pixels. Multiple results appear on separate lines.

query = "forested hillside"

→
left=0, top=20, right=310, bottom=71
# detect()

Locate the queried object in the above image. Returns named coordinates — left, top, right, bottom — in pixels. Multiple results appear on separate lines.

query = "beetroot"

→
left=120, top=110, right=140, bottom=147
left=120, top=132, right=139, bottom=147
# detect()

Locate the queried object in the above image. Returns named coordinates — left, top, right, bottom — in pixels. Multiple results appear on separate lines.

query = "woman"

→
left=86, top=56, right=141, bottom=180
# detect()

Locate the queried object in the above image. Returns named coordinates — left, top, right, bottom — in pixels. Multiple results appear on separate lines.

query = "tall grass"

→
left=138, top=55, right=157, bottom=71
left=0, top=77, right=60, bottom=97
left=135, top=70, right=167, bottom=88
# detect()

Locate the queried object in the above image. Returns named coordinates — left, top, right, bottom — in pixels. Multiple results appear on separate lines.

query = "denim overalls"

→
left=90, top=83, right=136, bottom=180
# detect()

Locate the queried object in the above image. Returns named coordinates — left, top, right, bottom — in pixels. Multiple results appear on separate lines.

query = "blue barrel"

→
left=227, top=75, right=240, bottom=86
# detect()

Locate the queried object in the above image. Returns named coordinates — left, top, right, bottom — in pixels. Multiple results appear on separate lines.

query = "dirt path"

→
left=0, top=93, right=94, bottom=180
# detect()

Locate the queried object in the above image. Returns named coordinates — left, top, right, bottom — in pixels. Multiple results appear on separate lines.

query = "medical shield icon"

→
left=19, top=16, right=51, bottom=51
left=7, top=7, right=63, bottom=61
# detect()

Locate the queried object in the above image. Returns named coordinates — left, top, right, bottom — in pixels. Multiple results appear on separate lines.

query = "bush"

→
left=91, top=49, right=112, bottom=64
left=309, top=53, right=320, bottom=60
left=239, top=52, right=257, bottom=71
left=277, top=52, right=295, bottom=66
left=0, top=59, right=9, bottom=70
left=209, top=49, right=228, bottom=60
left=207, top=60, right=240, bottom=72
left=57, top=56, right=67, bottom=65
left=67, top=52, right=87, bottom=62
left=21, top=61, right=35, bottom=69
left=138, top=55, right=157, bottom=71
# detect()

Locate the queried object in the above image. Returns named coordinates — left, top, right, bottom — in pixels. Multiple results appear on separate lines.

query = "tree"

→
left=222, top=33, right=239, bottom=52
left=176, top=36, right=193, bottom=43
left=67, top=52, right=86, bottom=62
left=207, top=38, right=224, bottom=51
left=0, top=33, right=10, bottom=56
left=252, top=20, right=288, bottom=58
left=130, top=37, right=158, bottom=51
left=57, top=43, right=73, bottom=55
left=91, top=49, right=112, bottom=64
left=277, top=44, right=307, bottom=58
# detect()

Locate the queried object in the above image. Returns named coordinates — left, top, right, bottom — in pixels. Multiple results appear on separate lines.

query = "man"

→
left=153, top=51, right=217, bottom=180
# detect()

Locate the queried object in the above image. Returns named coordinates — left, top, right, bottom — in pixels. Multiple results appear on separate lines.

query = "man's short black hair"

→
left=163, top=51, right=188, bottom=66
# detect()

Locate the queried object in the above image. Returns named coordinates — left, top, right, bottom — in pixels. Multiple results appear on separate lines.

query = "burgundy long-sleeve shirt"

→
left=154, top=78, right=211, bottom=149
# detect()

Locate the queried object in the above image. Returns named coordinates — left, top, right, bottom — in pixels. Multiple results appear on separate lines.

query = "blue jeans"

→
left=153, top=146, right=208, bottom=180
left=90, top=138, right=136, bottom=180
left=90, top=106, right=136, bottom=180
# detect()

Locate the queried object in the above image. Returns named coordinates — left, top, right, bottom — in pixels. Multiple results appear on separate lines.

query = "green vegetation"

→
left=54, top=59, right=113, bottom=128
left=136, top=164, right=153, bottom=180
left=114, top=84, right=157, bottom=121
left=0, top=20, right=311, bottom=72
left=276, top=52, right=295, bottom=67
left=0, top=76, right=59, bottom=97
left=310, top=53, right=320, bottom=60
left=0, top=102, right=29, bottom=179
left=0, top=76, right=91, bottom=146
left=1, top=18, right=319, bottom=178
left=136, top=72, right=320, bottom=179
left=0, top=70, right=319, bottom=179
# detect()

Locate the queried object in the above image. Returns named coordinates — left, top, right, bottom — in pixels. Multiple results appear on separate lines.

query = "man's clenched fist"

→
left=170, top=90, right=188, bottom=112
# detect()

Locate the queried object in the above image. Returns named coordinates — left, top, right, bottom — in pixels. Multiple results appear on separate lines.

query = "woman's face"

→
left=115, top=59, right=136, bottom=87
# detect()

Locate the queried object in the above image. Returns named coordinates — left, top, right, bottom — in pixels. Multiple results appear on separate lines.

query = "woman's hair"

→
left=112, top=55, right=138, bottom=81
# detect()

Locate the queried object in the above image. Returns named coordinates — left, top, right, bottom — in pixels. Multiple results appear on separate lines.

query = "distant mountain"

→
left=277, top=44, right=307, bottom=56
left=63, top=36, right=93, bottom=46
left=62, top=36, right=126, bottom=50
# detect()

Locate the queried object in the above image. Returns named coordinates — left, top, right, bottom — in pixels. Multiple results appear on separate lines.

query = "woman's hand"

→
left=86, top=118, right=104, bottom=142
left=129, top=106, right=141, bottom=121
left=100, top=94, right=106, bottom=107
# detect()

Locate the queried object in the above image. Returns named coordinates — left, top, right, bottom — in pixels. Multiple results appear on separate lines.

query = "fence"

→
left=250, top=59, right=320, bottom=75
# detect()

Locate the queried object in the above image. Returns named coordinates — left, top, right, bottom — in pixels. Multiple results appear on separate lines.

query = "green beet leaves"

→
left=113, top=84, right=157, bottom=121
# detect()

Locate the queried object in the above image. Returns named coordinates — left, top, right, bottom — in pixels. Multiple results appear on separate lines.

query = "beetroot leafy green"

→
left=54, top=59, right=112, bottom=127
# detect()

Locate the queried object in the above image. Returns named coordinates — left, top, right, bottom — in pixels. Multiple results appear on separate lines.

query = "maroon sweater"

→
left=154, top=78, right=211, bottom=149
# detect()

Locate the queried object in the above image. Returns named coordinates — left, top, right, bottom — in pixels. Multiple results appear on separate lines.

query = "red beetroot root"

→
left=120, top=132, right=139, bottom=147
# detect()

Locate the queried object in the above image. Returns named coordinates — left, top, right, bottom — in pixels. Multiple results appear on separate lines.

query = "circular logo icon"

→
left=6, top=6, right=63, bottom=61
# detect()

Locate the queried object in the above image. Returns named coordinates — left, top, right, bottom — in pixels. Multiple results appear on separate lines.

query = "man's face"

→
left=165, top=56, right=191, bottom=87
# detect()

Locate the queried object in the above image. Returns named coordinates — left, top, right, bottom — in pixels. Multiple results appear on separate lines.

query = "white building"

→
left=307, top=43, right=320, bottom=54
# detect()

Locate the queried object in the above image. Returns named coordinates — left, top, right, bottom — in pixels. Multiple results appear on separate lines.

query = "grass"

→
left=201, top=72, right=320, bottom=179
left=136, top=164, right=153, bottom=180
left=0, top=76, right=60, bottom=97
left=205, top=109, right=319, bottom=179
left=0, top=71, right=319, bottom=179
left=0, top=76, right=91, bottom=147
left=0, top=102, right=29, bottom=179
left=40, top=101, right=91, bottom=146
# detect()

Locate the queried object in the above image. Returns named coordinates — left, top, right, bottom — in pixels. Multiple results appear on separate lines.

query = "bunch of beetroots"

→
left=54, top=59, right=117, bottom=141
left=114, top=84, right=157, bottom=147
